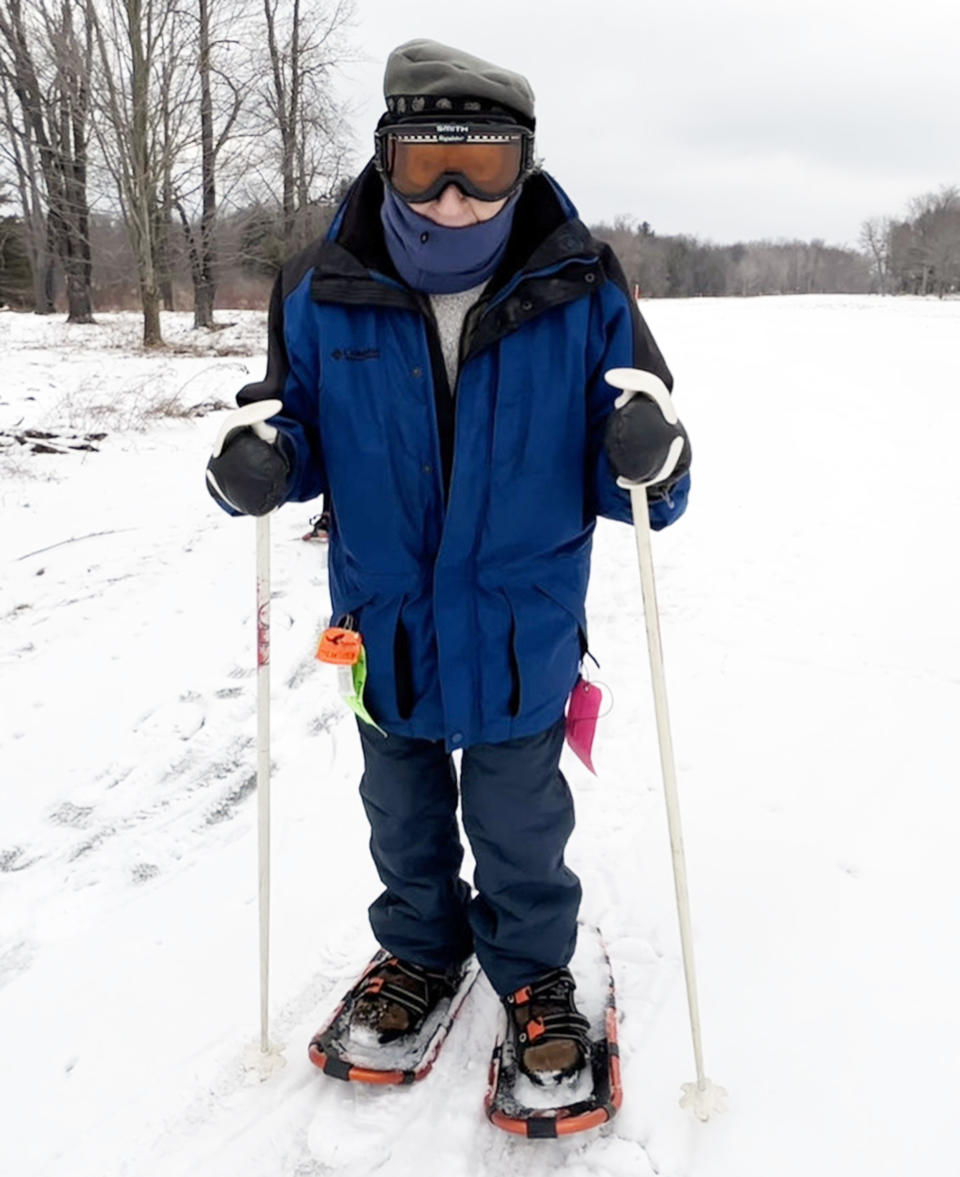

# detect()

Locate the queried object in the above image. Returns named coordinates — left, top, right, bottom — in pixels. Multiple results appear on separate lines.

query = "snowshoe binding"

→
left=309, top=950, right=480, bottom=1084
left=485, top=925, right=623, bottom=1137
left=504, top=968, right=591, bottom=1084
left=349, top=956, right=466, bottom=1045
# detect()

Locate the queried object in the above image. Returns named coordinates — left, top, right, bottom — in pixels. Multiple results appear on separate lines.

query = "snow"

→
left=1, top=295, right=959, bottom=1176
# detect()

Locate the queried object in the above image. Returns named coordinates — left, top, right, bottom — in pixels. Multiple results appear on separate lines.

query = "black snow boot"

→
left=302, top=511, right=330, bottom=541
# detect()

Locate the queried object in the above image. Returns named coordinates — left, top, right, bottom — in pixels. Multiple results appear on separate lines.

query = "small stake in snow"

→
left=213, top=398, right=287, bottom=1078
left=604, top=368, right=726, bottom=1121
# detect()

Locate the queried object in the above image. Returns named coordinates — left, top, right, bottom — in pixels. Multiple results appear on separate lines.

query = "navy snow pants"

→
left=357, top=716, right=581, bottom=996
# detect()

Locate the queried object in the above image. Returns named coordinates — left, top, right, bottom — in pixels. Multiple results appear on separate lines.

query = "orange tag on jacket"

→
left=315, top=627, right=363, bottom=666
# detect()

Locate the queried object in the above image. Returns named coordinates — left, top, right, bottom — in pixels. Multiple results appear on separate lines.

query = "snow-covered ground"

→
left=1, top=295, right=958, bottom=1177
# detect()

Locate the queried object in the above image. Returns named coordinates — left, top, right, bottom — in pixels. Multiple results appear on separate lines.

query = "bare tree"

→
left=0, top=178, right=34, bottom=305
left=258, top=0, right=355, bottom=250
left=155, top=49, right=180, bottom=311
left=0, top=0, right=95, bottom=321
left=44, top=0, right=94, bottom=320
left=886, top=220, right=919, bottom=294
left=859, top=216, right=892, bottom=295
left=0, top=72, right=51, bottom=308
left=182, top=0, right=219, bottom=325
left=87, top=0, right=193, bottom=346
left=909, top=186, right=960, bottom=298
left=172, top=0, right=244, bottom=328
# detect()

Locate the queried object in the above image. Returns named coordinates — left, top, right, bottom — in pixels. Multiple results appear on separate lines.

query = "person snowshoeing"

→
left=206, top=38, right=691, bottom=1087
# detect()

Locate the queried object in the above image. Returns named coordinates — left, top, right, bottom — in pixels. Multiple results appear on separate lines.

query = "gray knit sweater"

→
left=429, top=283, right=486, bottom=391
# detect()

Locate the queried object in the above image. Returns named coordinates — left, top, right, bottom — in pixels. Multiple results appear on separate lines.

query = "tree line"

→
left=0, top=0, right=355, bottom=344
left=1, top=3, right=958, bottom=334
left=591, top=184, right=960, bottom=299
left=588, top=219, right=872, bottom=298
left=860, top=186, right=960, bottom=297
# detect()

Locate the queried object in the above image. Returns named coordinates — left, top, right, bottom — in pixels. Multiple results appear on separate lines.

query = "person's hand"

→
left=604, top=395, right=689, bottom=484
left=206, top=411, right=290, bottom=516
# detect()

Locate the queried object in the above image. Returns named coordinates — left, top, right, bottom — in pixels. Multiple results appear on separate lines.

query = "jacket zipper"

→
left=415, top=295, right=456, bottom=505
left=441, top=296, right=489, bottom=518
left=458, top=297, right=488, bottom=371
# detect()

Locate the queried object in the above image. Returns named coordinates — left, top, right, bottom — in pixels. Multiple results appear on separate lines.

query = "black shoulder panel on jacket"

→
left=593, top=239, right=673, bottom=391
left=235, top=236, right=331, bottom=408
left=237, top=274, right=289, bottom=407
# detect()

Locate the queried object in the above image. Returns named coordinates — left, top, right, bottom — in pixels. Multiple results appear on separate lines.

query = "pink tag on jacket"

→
left=565, top=678, right=602, bottom=775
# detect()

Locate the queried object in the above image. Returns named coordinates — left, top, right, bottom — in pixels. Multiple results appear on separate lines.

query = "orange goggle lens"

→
left=387, top=137, right=525, bottom=201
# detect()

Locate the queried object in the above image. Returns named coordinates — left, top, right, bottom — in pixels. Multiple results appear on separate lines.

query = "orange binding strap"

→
left=524, top=1017, right=546, bottom=1042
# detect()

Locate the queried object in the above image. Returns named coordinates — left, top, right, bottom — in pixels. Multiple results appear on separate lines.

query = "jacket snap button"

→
left=420, top=232, right=429, bottom=244
left=584, top=272, right=596, bottom=284
left=412, top=367, right=422, bottom=378
left=422, top=464, right=432, bottom=474
left=521, top=299, right=533, bottom=311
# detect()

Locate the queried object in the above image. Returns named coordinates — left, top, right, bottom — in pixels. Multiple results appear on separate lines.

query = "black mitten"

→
left=604, top=395, right=690, bottom=484
left=206, top=428, right=290, bottom=516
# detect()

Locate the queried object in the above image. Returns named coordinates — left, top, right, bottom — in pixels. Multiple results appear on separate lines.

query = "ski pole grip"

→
left=604, top=368, right=678, bottom=421
left=603, top=368, right=683, bottom=488
left=212, top=398, right=284, bottom=458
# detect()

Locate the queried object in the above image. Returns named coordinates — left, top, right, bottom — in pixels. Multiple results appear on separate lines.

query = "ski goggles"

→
left=375, top=122, right=534, bottom=203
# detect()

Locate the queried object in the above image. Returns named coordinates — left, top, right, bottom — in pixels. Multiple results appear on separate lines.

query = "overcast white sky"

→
left=334, top=0, right=960, bottom=247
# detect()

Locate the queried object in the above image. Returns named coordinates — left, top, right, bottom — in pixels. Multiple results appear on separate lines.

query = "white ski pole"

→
left=253, top=510, right=286, bottom=1072
left=212, top=399, right=287, bottom=1077
left=604, top=368, right=725, bottom=1121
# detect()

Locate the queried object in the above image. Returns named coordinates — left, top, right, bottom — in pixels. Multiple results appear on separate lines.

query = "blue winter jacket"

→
left=227, top=166, right=691, bottom=749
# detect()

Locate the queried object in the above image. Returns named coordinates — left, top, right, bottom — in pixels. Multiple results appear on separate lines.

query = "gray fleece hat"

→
left=382, top=39, right=536, bottom=130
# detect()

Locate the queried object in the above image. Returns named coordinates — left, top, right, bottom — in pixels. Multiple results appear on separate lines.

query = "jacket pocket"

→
left=500, top=582, right=585, bottom=722
left=393, top=599, right=416, bottom=720
left=502, top=593, right=522, bottom=718
left=534, top=582, right=589, bottom=661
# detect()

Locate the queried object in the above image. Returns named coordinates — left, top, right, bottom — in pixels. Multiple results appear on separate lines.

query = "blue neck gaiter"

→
left=380, top=187, right=520, bottom=294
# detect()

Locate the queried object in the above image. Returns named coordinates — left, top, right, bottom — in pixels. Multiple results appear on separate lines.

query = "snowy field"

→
left=1, top=295, right=958, bottom=1177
